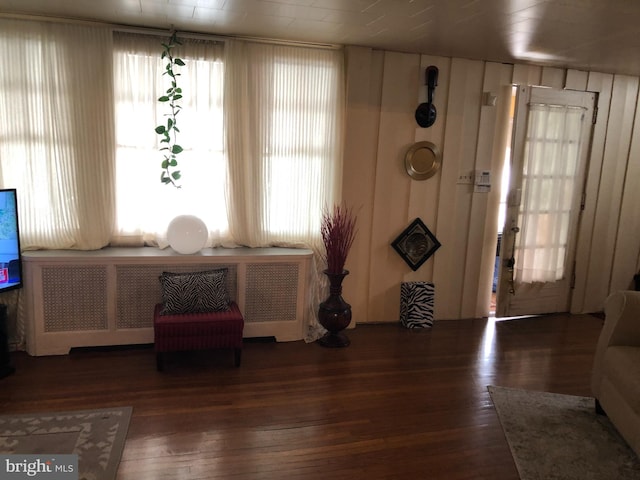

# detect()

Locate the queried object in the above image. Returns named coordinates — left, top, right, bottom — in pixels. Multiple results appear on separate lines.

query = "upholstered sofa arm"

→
left=599, top=291, right=640, bottom=348
left=592, top=290, right=640, bottom=397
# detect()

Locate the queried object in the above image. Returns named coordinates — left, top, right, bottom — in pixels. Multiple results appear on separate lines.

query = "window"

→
left=0, top=20, right=115, bottom=250
left=263, top=53, right=343, bottom=237
left=113, top=33, right=228, bottom=245
left=114, top=34, right=344, bottom=248
left=0, top=20, right=344, bottom=251
left=222, top=40, right=344, bottom=246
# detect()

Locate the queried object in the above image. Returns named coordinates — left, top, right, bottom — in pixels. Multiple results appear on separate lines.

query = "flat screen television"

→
left=0, top=189, right=23, bottom=293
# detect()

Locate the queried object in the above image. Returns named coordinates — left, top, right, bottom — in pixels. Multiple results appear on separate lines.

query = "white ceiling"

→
left=2, top=0, right=640, bottom=77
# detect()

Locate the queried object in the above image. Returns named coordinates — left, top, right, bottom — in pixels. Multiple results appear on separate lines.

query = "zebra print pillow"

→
left=159, top=268, right=231, bottom=315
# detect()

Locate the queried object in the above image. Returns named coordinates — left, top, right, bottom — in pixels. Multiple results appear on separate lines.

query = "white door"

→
left=496, top=86, right=596, bottom=317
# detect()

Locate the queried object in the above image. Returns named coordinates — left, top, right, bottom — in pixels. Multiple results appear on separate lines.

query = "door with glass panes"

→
left=496, top=86, right=596, bottom=317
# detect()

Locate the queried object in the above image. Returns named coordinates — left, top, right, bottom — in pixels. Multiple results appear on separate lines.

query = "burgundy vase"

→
left=318, top=269, right=352, bottom=347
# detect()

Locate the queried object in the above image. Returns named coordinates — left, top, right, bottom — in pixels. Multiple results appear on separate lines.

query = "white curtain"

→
left=112, top=33, right=228, bottom=246
left=515, top=103, right=586, bottom=283
left=223, top=39, right=344, bottom=248
left=0, top=19, right=115, bottom=250
left=223, top=39, right=345, bottom=340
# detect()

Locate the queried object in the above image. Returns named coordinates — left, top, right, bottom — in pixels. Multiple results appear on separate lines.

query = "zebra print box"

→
left=400, top=282, right=435, bottom=328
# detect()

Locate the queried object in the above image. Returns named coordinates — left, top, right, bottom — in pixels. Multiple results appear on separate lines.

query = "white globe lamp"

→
left=167, top=215, right=208, bottom=254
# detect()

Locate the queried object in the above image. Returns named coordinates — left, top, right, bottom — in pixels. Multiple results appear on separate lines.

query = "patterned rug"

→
left=488, top=386, right=640, bottom=480
left=0, top=406, right=132, bottom=480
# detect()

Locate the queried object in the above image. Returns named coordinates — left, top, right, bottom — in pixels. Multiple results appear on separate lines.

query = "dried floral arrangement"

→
left=320, top=204, right=358, bottom=274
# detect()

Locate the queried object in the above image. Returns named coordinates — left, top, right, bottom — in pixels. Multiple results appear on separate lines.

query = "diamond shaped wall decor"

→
left=391, top=218, right=441, bottom=271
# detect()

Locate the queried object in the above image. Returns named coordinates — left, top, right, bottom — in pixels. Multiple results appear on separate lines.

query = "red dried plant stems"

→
left=321, top=204, right=357, bottom=274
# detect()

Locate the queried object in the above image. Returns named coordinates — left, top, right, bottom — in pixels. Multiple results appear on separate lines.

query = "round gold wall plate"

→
left=404, top=141, right=441, bottom=180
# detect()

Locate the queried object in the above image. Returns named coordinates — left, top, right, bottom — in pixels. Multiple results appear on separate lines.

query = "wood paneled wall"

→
left=343, top=46, right=640, bottom=323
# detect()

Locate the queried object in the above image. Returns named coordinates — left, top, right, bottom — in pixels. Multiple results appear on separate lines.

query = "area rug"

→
left=0, top=406, right=132, bottom=480
left=488, top=386, right=640, bottom=480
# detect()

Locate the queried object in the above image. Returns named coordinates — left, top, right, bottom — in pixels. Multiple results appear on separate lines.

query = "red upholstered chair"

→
left=153, top=301, right=244, bottom=371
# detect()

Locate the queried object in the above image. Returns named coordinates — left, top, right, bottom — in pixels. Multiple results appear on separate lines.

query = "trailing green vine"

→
left=155, top=31, right=185, bottom=187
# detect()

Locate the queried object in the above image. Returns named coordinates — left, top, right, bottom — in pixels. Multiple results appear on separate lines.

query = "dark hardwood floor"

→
left=0, top=313, right=604, bottom=479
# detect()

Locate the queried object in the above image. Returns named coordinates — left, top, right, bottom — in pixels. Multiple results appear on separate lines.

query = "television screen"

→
left=0, top=189, right=23, bottom=293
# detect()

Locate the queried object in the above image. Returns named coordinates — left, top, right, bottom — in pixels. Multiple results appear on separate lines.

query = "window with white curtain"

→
left=112, top=33, right=228, bottom=245
left=270, top=58, right=341, bottom=236
left=0, top=20, right=344, bottom=253
left=223, top=40, right=344, bottom=247
left=0, top=20, right=115, bottom=250
left=114, top=34, right=344, bottom=250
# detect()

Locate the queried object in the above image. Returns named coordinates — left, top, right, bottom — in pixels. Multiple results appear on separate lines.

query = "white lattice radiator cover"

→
left=23, top=247, right=312, bottom=355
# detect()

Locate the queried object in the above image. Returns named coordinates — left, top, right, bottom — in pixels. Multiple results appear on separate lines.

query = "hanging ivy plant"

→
left=155, top=31, right=185, bottom=187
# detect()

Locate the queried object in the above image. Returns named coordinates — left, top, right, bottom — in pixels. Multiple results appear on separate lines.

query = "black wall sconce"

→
left=415, top=66, right=439, bottom=128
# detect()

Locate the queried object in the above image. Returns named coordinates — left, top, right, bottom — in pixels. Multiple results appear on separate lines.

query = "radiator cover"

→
left=23, top=247, right=312, bottom=355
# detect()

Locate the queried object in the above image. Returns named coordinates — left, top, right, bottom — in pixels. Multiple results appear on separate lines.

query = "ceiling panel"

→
left=1, top=0, right=640, bottom=76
